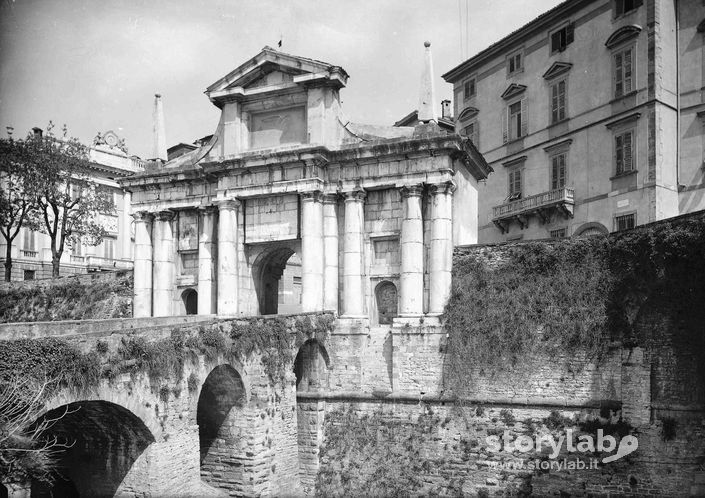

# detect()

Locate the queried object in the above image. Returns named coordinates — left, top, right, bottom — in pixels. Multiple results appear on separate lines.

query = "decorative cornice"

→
left=457, top=106, right=480, bottom=122
left=605, top=112, right=641, bottom=129
left=605, top=25, right=642, bottom=49
left=543, top=138, right=574, bottom=153
left=502, top=156, right=527, bottom=168
left=501, top=84, right=527, bottom=101
left=542, top=62, right=573, bottom=80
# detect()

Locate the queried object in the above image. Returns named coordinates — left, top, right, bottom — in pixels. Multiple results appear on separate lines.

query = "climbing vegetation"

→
left=444, top=216, right=705, bottom=394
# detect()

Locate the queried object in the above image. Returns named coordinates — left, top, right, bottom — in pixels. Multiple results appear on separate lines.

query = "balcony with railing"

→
left=492, top=187, right=574, bottom=233
left=21, top=250, right=39, bottom=258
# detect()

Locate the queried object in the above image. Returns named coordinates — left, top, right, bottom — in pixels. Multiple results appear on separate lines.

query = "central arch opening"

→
left=197, top=365, right=247, bottom=491
left=29, top=401, right=155, bottom=497
left=182, top=288, right=198, bottom=315
left=254, top=246, right=302, bottom=315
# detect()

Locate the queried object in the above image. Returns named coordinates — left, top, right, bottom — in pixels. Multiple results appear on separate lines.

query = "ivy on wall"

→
left=444, top=215, right=705, bottom=396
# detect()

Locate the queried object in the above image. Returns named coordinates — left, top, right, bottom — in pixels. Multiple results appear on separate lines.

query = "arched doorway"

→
left=253, top=246, right=302, bottom=315
left=29, top=401, right=155, bottom=497
left=294, top=339, right=330, bottom=392
left=197, top=365, right=247, bottom=491
left=182, top=288, right=198, bottom=315
left=375, top=281, right=398, bottom=325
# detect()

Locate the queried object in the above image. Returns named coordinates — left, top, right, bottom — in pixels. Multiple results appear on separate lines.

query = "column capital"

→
left=198, top=205, right=219, bottom=215
left=214, top=198, right=240, bottom=211
left=399, top=184, right=424, bottom=198
left=300, top=190, right=324, bottom=203
left=321, top=192, right=340, bottom=204
left=156, top=210, right=176, bottom=222
left=132, top=210, right=154, bottom=222
left=428, top=180, right=457, bottom=196
left=342, top=189, right=366, bottom=202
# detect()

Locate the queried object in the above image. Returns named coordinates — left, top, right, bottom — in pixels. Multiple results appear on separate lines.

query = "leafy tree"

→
left=0, top=133, right=39, bottom=281
left=26, top=122, right=114, bottom=278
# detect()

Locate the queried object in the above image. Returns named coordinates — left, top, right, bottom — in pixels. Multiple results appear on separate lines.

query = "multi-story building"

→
left=1, top=130, right=145, bottom=280
left=443, top=0, right=705, bottom=242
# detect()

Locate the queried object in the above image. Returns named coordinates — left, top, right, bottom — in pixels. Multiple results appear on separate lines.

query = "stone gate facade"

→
left=121, top=46, right=491, bottom=322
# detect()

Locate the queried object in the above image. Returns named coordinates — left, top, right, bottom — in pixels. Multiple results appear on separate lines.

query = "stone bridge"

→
left=0, top=313, right=338, bottom=498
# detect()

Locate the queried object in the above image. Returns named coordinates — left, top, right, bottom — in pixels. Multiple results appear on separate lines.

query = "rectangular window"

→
left=551, top=153, right=567, bottom=189
left=507, top=53, right=522, bottom=75
left=72, top=242, right=83, bottom=257
left=614, top=47, right=633, bottom=98
left=615, top=130, right=634, bottom=175
left=505, top=99, right=527, bottom=142
left=551, top=24, right=574, bottom=53
left=550, top=228, right=567, bottom=238
left=23, top=270, right=35, bottom=281
left=463, top=121, right=479, bottom=148
left=508, top=169, right=522, bottom=200
left=551, top=80, right=567, bottom=123
left=615, top=0, right=641, bottom=17
left=103, top=237, right=115, bottom=261
left=615, top=213, right=636, bottom=231
left=463, top=78, right=476, bottom=100
left=22, top=229, right=35, bottom=251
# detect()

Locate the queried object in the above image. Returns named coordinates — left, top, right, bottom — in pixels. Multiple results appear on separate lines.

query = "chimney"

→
left=441, top=100, right=452, bottom=119
left=152, top=94, right=168, bottom=162
left=417, top=41, right=437, bottom=123
left=32, top=127, right=43, bottom=139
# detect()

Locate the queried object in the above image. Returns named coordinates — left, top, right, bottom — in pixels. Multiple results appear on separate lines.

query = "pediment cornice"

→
left=605, top=25, right=642, bottom=49
left=501, top=83, right=527, bottom=101
left=542, top=62, right=573, bottom=80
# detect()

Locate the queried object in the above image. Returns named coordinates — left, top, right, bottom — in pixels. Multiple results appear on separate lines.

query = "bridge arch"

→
left=196, top=364, right=249, bottom=491
left=29, top=400, right=155, bottom=497
left=294, top=339, right=330, bottom=392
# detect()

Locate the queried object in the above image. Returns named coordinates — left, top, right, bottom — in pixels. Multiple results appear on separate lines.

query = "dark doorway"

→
left=294, top=340, right=330, bottom=392
left=183, top=289, right=198, bottom=315
left=375, top=281, right=398, bottom=325
left=255, top=247, right=301, bottom=315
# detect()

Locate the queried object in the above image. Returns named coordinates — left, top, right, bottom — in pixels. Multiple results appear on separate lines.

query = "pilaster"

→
left=198, top=206, right=218, bottom=314
left=322, top=194, right=339, bottom=312
left=301, top=191, right=324, bottom=312
left=132, top=211, right=154, bottom=317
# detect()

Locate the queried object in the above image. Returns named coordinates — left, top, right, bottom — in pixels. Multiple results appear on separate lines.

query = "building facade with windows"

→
left=1, top=131, right=145, bottom=280
left=443, top=0, right=705, bottom=242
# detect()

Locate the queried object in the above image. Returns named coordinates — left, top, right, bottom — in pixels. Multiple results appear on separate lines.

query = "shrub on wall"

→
left=445, top=216, right=705, bottom=397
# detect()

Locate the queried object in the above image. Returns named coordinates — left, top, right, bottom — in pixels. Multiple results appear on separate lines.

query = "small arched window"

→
left=375, top=281, right=398, bottom=325
left=183, top=289, right=198, bottom=315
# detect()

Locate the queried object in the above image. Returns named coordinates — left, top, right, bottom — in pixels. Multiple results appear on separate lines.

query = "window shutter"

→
left=615, top=52, right=623, bottom=97
left=551, top=31, right=559, bottom=52
left=517, top=169, right=522, bottom=195
left=551, top=84, right=558, bottom=123
left=567, top=23, right=575, bottom=44
left=473, top=121, right=480, bottom=149
left=520, top=98, right=528, bottom=137
left=502, top=107, right=508, bottom=144
left=624, top=132, right=633, bottom=171
left=616, top=0, right=624, bottom=16
left=615, top=134, right=624, bottom=174
left=558, top=80, right=566, bottom=121
left=559, top=154, right=566, bottom=187
left=551, top=157, right=558, bottom=190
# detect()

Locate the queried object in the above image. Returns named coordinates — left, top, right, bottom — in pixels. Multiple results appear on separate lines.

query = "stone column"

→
left=399, top=185, right=424, bottom=316
left=322, top=194, right=339, bottom=312
left=152, top=210, right=175, bottom=317
left=301, top=191, right=324, bottom=312
left=428, top=181, right=456, bottom=315
left=216, top=199, right=240, bottom=315
left=198, top=206, right=217, bottom=314
left=122, top=190, right=132, bottom=260
left=132, top=211, right=154, bottom=318
left=342, top=189, right=366, bottom=317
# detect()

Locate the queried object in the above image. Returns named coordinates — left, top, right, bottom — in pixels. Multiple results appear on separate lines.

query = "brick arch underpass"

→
left=30, top=400, right=155, bottom=498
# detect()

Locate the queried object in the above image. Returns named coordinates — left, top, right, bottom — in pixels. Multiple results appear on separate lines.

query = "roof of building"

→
left=442, top=0, right=592, bottom=82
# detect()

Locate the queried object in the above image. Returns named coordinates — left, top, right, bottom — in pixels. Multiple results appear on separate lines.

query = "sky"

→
left=0, top=0, right=563, bottom=160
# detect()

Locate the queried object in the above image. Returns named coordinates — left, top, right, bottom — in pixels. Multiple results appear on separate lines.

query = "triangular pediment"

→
left=501, top=84, right=527, bottom=101
left=605, top=25, right=642, bottom=48
left=542, top=62, right=573, bottom=80
left=206, top=46, right=349, bottom=106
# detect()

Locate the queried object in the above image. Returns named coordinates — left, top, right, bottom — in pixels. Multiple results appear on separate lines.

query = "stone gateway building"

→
left=122, top=46, right=491, bottom=322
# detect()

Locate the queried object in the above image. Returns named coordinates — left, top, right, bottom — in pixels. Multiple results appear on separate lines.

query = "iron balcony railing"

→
left=493, top=187, right=575, bottom=220
left=21, top=250, right=38, bottom=258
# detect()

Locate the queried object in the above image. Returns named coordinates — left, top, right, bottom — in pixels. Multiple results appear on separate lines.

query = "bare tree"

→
left=0, top=377, right=75, bottom=486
